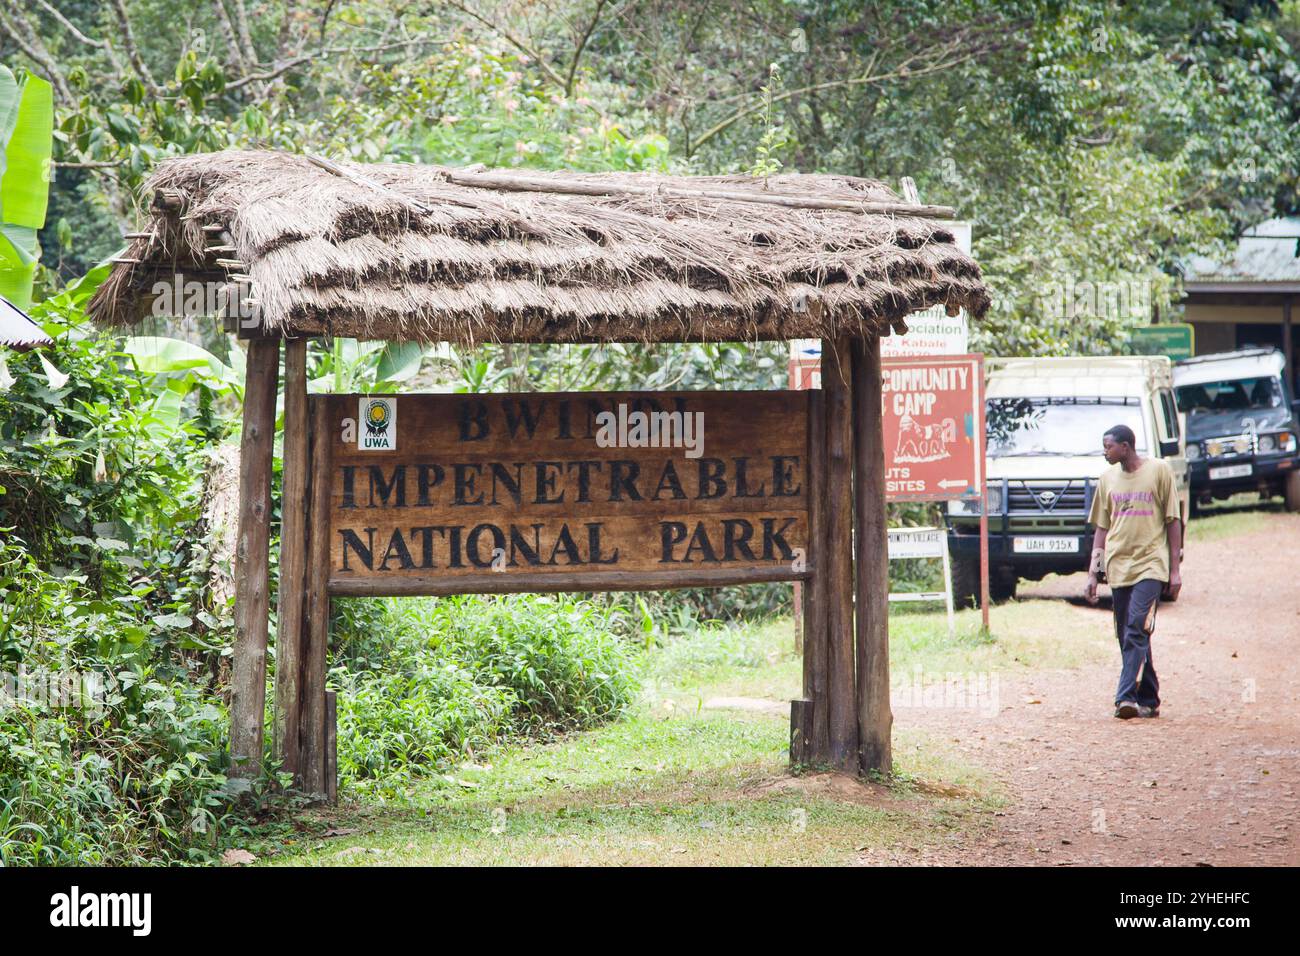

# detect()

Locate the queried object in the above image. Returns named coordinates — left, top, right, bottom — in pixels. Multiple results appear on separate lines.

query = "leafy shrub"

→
left=0, top=542, right=237, bottom=865
left=330, top=593, right=641, bottom=794
left=330, top=597, right=398, bottom=672
left=433, top=594, right=639, bottom=730
left=0, top=681, right=235, bottom=865
left=335, top=660, right=515, bottom=793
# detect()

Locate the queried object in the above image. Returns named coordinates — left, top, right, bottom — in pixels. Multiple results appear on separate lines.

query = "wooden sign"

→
left=317, top=391, right=813, bottom=596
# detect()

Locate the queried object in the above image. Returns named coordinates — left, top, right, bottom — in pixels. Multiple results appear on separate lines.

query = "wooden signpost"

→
left=269, top=356, right=895, bottom=795
left=90, top=152, right=991, bottom=801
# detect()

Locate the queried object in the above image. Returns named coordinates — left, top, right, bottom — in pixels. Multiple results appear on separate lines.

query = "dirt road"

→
left=896, top=511, right=1300, bottom=866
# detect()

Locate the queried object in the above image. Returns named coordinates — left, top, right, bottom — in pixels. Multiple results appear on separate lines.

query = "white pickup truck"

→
left=944, top=356, right=1189, bottom=605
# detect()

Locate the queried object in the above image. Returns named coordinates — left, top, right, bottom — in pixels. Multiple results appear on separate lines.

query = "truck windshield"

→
left=1174, top=376, right=1283, bottom=413
left=987, top=398, right=1148, bottom=457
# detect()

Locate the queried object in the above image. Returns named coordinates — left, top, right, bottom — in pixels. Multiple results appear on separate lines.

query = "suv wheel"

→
left=951, top=553, right=980, bottom=609
left=1286, top=470, right=1300, bottom=513
left=991, top=571, right=1018, bottom=604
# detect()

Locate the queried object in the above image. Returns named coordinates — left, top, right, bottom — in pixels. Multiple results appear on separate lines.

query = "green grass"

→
left=255, top=593, right=1119, bottom=867
left=1187, top=496, right=1284, bottom=543
left=261, top=720, right=915, bottom=865
left=890, top=598, right=1112, bottom=672
left=259, top=705, right=1000, bottom=866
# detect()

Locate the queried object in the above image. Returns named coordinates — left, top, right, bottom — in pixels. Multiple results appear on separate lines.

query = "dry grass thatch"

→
left=88, top=149, right=990, bottom=344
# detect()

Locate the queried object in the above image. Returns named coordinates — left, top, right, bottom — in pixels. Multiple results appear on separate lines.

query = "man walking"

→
left=1084, top=424, right=1183, bottom=719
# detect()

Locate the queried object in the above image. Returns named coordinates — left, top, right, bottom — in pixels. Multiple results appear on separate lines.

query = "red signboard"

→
left=881, top=354, right=984, bottom=502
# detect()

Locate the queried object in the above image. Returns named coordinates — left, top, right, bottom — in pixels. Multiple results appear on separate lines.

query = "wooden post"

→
left=789, top=698, right=813, bottom=765
left=852, top=335, right=892, bottom=775
left=229, top=337, right=280, bottom=780
left=272, top=338, right=309, bottom=777
left=789, top=361, right=803, bottom=655
left=821, top=337, right=859, bottom=770
left=299, top=395, right=333, bottom=797
left=800, top=389, right=831, bottom=764
left=792, top=583, right=803, bottom=653
left=324, top=690, right=338, bottom=804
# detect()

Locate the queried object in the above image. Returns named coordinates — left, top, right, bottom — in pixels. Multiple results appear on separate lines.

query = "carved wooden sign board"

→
left=316, top=391, right=813, bottom=597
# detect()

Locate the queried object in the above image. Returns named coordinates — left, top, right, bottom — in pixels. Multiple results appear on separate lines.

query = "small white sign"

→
left=359, top=396, right=397, bottom=451
left=885, top=525, right=955, bottom=635
left=879, top=309, right=970, bottom=357
left=887, top=527, right=946, bottom=560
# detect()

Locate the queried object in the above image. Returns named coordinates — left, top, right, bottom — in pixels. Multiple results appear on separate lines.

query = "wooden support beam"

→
left=272, top=338, right=309, bottom=778
left=305, top=152, right=956, bottom=219
left=299, top=396, right=333, bottom=797
left=153, top=188, right=183, bottom=209
left=800, top=389, right=831, bottom=764
left=324, top=691, right=338, bottom=804
left=442, top=167, right=958, bottom=219
left=329, top=564, right=808, bottom=597
left=228, top=337, right=280, bottom=780
left=821, top=337, right=859, bottom=770
left=852, top=335, right=892, bottom=775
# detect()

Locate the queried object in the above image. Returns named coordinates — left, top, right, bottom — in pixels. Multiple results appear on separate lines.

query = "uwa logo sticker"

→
left=359, top=397, right=397, bottom=451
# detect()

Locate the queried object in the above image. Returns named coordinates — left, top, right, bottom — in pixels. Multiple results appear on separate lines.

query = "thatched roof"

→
left=89, top=150, right=990, bottom=344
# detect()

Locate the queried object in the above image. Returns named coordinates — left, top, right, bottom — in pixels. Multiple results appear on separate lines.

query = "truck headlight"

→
left=1186, top=443, right=1201, bottom=461
left=1264, top=431, right=1296, bottom=453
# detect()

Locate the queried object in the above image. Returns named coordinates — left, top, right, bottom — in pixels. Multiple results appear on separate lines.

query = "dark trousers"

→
left=1111, top=579, right=1162, bottom=708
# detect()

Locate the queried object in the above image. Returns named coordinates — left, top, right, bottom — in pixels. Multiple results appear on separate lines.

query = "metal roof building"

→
left=1181, top=216, right=1299, bottom=391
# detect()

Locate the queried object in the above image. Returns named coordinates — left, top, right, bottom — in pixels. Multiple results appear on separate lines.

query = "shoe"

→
left=1114, top=700, right=1139, bottom=719
left=1137, top=705, right=1160, bottom=718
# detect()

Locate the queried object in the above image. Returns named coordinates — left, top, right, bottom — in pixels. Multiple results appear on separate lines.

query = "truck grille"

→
left=1006, top=480, right=1089, bottom=513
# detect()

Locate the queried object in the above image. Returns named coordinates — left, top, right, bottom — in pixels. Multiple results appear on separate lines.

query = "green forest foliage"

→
left=7, top=0, right=1299, bottom=348
left=0, top=0, right=1298, bottom=863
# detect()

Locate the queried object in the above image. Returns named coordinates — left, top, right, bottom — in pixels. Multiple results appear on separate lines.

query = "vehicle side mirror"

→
left=1159, top=439, right=1180, bottom=458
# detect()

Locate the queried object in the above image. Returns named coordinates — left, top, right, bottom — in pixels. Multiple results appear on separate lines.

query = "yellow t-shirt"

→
left=1086, top=458, right=1181, bottom=587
